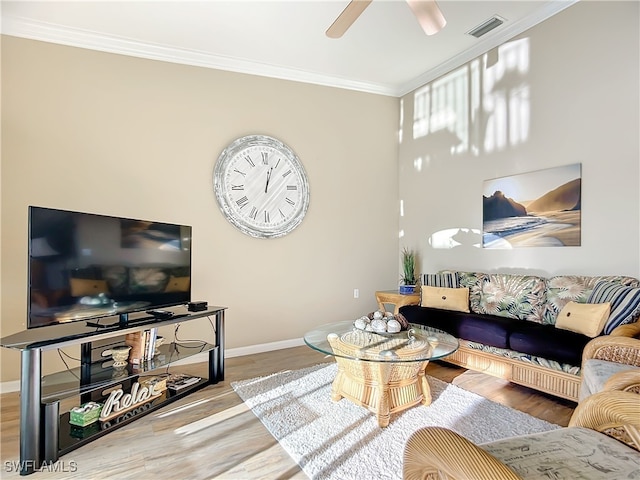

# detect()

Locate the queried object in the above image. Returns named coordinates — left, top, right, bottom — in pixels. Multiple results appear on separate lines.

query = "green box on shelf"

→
left=69, top=402, right=103, bottom=427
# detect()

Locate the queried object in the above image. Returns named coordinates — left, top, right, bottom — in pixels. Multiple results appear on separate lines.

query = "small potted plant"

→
left=399, top=247, right=418, bottom=294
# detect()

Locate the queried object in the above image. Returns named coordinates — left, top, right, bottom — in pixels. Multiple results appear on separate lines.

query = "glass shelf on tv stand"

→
left=0, top=306, right=226, bottom=476
left=41, top=341, right=215, bottom=403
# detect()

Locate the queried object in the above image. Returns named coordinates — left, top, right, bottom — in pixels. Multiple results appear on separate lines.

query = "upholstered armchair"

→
left=579, top=325, right=640, bottom=401
left=403, top=390, right=640, bottom=480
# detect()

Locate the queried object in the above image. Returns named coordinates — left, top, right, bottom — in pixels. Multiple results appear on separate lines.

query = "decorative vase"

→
left=102, top=345, right=132, bottom=367
left=399, top=285, right=415, bottom=294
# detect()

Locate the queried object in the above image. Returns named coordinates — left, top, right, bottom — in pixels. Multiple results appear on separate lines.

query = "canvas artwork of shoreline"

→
left=482, top=163, right=581, bottom=249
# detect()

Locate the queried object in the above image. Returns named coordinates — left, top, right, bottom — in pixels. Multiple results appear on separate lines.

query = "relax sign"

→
left=100, top=381, right=164, bottom=421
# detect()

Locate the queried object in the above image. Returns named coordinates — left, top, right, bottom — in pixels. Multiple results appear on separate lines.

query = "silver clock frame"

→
left=213, top=135, right=310, bottom=239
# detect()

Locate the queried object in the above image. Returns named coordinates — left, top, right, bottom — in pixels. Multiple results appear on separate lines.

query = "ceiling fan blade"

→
left=406, top=0, right=447, bottom=36
left=326, top=0, right=373, bottom=39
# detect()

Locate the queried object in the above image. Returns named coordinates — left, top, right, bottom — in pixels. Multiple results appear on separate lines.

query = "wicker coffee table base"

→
left=330, top=356, right=432, bottom=427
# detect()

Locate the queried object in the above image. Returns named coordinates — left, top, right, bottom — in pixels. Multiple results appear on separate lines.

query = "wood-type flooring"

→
left=0, top=346, right=576, bottom=478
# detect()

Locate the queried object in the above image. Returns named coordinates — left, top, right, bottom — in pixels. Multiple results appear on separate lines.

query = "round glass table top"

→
left=304, top=320, right=458, bottom=363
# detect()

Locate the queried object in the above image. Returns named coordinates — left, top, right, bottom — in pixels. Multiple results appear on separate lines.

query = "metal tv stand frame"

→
left=0, top=306, right=226, bottom=476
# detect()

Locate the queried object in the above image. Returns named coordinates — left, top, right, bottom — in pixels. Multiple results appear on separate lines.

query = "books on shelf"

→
left=165, top=373, right=201, bottom=391
left=125, top=328, right=160, bottom=364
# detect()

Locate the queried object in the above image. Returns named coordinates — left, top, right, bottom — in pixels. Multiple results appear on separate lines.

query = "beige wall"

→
left=399, top=1, right=640, bottom=279
left=0, top=37, right=400, bottom=382
left=2, top=1, right=639, bottom=384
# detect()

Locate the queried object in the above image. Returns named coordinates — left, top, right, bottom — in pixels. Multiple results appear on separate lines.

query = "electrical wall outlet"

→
left=353, top=288, right=359, bottom=299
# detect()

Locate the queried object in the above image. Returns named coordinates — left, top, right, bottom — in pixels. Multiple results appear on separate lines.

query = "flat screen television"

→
left=28, top=206, right=192, bottom=329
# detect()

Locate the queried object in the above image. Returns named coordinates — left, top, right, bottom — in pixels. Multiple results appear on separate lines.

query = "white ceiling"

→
left=1, top=0, right=577, bottom=97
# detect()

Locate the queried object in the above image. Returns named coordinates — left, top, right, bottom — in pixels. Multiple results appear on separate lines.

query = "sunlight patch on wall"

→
left=412, top=38, right=530, bottom=155
left=399, top=98, right=404, bottom=144
left=429, top=228, right=482, bottom=249
left=484, top=38, right=530, bottom=153
left=413, top=67, right=470, bottom=154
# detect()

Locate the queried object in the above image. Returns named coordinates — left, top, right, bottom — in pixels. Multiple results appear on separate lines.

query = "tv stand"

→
left=0, top=306, right=226, bottom=476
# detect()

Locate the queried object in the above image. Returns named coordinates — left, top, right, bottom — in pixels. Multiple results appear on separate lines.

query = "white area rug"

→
left=231, top=363, right=561, bottom=480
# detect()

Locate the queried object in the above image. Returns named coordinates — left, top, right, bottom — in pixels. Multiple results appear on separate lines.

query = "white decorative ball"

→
left=387, top=319, right=401, bottom=333
left=384, top=311, right=395, bottom=318
left=371, top=319, right=387, bottom=333
left=373, top=310, right=384, bottom=320
left=354, top=318, right=368, bottom=330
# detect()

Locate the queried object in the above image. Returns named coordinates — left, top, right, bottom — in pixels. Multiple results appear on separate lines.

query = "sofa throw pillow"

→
left=421, top=286, right=470, bottom=313
left=423, top=272, right=460, bottom=288
left=587, top=281, right=640, bottom=334
left=544, top=275, right=640, bottom=325
left=555, top=301, right=611, bottom=338
left=476, top=274, right=547, bottom=323
left=458, top=271, right=486, bottom=314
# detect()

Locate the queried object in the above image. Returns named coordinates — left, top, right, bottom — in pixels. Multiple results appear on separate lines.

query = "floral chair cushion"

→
left=481, top=427, right=640, bottom=479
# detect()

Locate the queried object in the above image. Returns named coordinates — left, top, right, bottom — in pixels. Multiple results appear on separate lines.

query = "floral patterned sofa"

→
left=400, top=271, right=640, bottom=402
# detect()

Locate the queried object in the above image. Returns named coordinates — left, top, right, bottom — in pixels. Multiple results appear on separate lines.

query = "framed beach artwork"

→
left=482, top=163, right=581, bottom=248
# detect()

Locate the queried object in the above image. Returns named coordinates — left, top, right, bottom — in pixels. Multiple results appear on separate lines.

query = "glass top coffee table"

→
left=304, top=320, right=458, bottom=427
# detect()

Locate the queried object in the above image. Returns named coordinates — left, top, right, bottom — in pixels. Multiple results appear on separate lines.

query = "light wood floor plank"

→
left=0, top=346, right=574, bottom=478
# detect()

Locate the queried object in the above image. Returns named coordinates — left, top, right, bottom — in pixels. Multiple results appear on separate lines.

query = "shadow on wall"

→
left=402, top=37, right=531, bottom=159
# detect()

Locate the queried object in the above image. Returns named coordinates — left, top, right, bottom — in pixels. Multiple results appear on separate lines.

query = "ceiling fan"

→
left=326, top=0, right=447, bottom=38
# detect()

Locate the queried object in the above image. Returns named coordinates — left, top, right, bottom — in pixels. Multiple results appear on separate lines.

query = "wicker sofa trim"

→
left=445, top=343, right=581, bottom=401
left=424, top=319, right=640, bottom=402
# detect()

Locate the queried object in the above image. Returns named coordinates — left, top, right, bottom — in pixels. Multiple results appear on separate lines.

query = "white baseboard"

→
left=0, top=337, right=305, bottom=394
left=168, top=337, right=305, bottom=366
left=0, top=380, right=21, bottom=394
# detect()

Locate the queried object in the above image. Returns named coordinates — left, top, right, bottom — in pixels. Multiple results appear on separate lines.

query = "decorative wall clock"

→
left=213, top=135, right=310, bottom=239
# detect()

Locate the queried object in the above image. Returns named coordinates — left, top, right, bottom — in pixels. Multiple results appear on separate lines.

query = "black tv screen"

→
left=28, top=206, right=192, bottom=329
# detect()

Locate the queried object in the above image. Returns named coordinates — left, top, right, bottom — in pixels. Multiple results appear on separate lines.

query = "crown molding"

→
left=1, top=16, right=397, bottom=97
left=2, top=1, right=578, bottom=99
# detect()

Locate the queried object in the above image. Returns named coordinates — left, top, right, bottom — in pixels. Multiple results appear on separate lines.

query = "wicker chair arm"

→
left=582, top=335, right=640, bottom=367
left=609, top=322, right=640, bottom=338
left=602, top=370, right=640, bottom=394
left=403, top=427, right=522, bottom=480
left=569, top=390, right=640, bottom=450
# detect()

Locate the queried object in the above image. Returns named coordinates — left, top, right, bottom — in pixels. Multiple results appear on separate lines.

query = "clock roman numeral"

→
left=236, top=196, right=249, bottom=208
left=244, top=155, right=255, bottom=167
left=274, top=158, right=281, bottom=169
left=285, top=198, right=295, bottom=206
left=249, top=207, right=258, bottom=219
left=233, top=168, right=246, bottom=177
left=279, top=209, right=286, bottom=219
left=231, top=184, right=244, bottom=190
left=261, top=152, right=268, bottom=165
left=286, top=185, right=297, bottom=190
left=282, top=169, right=292, bottom=178
left=264, top=211, right=270, bottom=223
